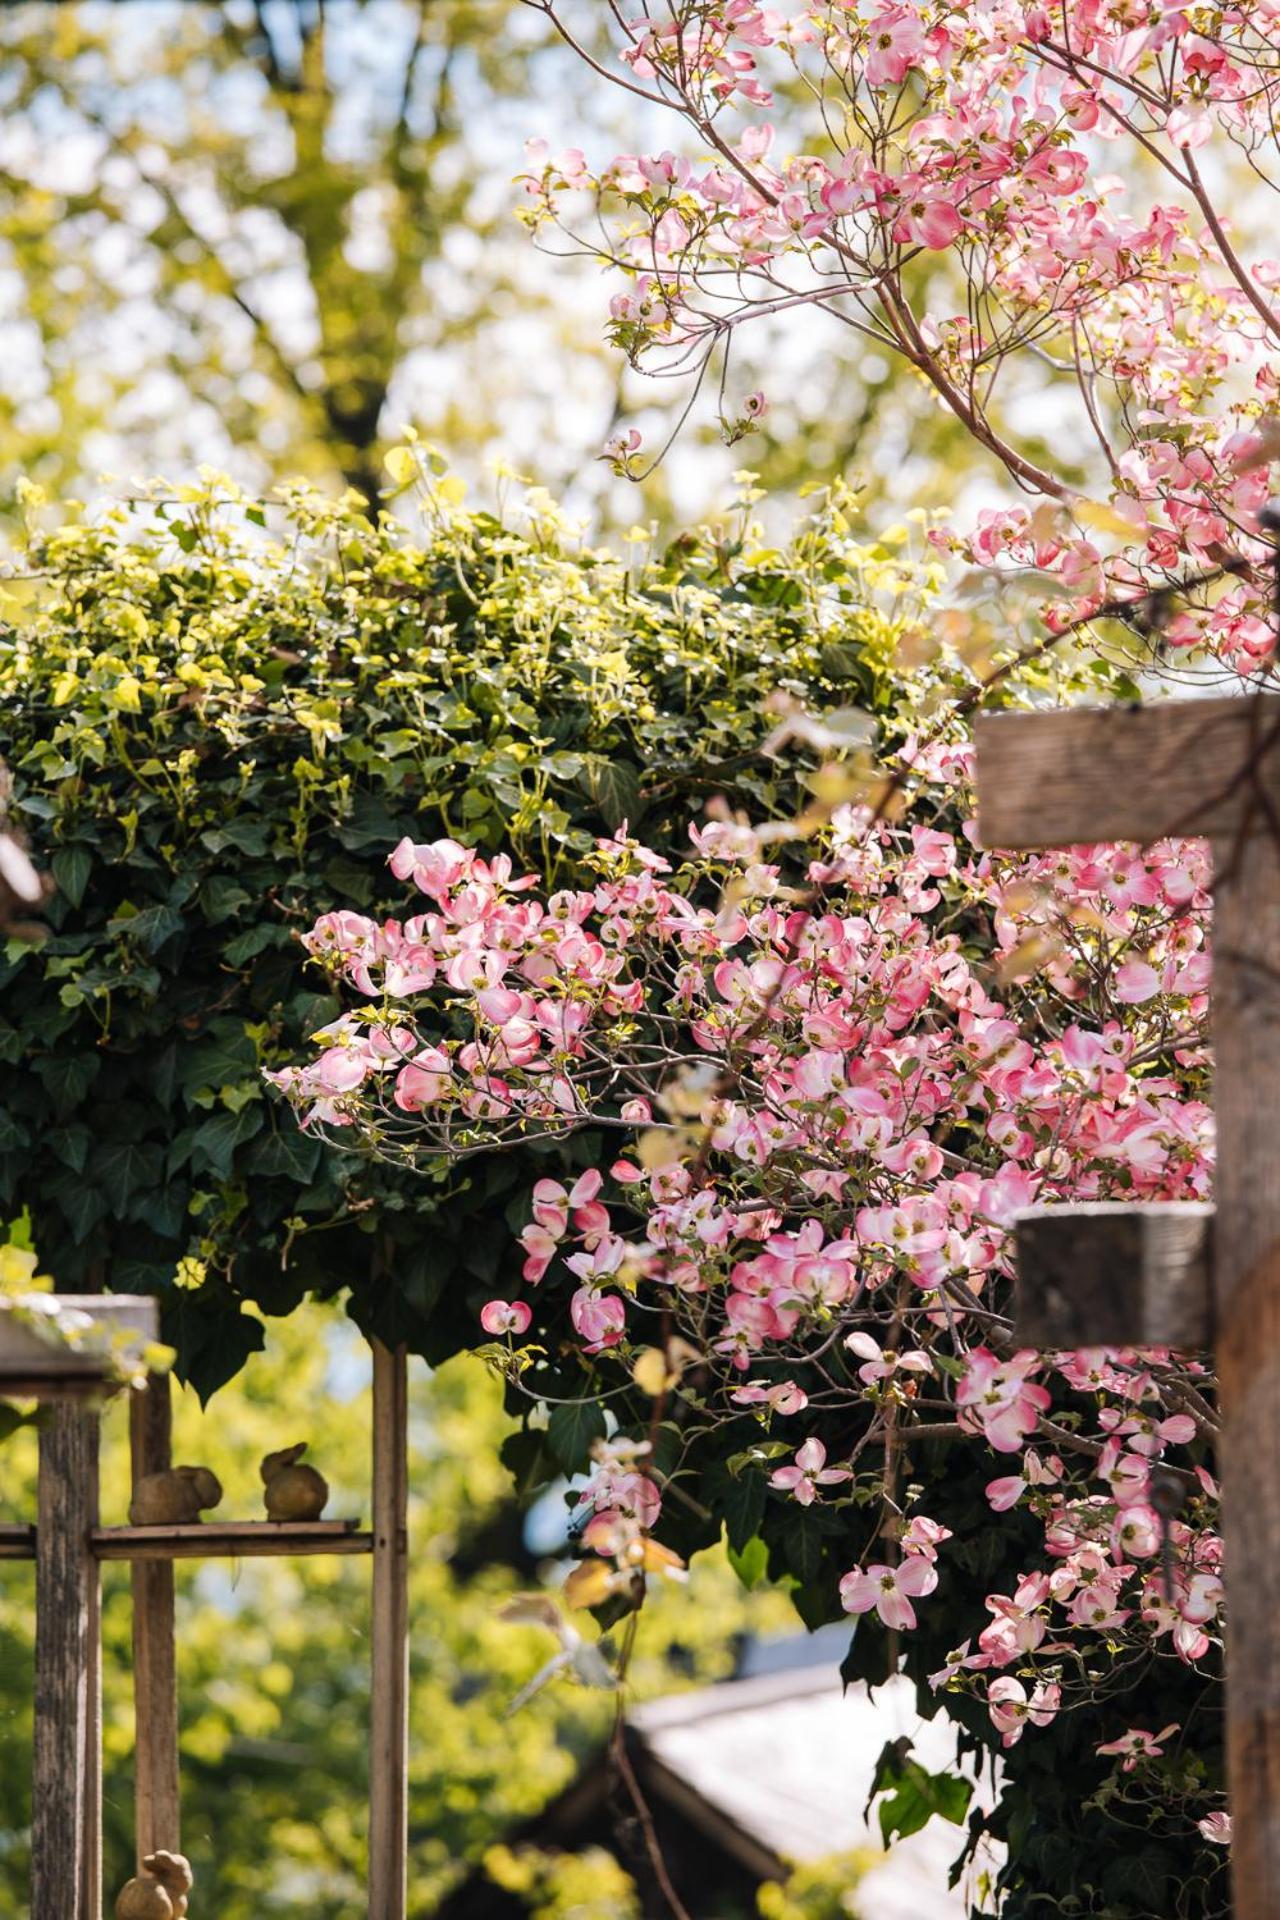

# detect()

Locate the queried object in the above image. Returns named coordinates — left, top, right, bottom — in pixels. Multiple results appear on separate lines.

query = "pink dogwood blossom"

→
left=1096, top=1724, right=1180, bottom=1771
left=840, top=1557, right=939, bottom=1630
left=769, top=1438, right=850, bottom=1506
left=480, top=1300, right=533, bottom=1337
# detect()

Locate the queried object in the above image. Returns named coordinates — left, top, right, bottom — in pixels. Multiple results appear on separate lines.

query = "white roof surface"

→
left=631, top=1666, right=1002, bottom=1918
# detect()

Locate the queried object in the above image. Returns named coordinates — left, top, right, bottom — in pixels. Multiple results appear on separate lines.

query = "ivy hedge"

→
left=0, top=472, right=925, bottom=1397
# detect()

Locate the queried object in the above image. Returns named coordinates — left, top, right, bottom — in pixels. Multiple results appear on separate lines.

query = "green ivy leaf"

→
left=166, top=1299, right=268, bottom=1404
left=179, top=1019, right=257, bottom=1095
left=222, top=924, right=285, bottom=966
left=190, top=1106, right=264, bottom=1179
left=108, top=902, right=184, bottom=953
left=707, top=1463, right=766, bottom=1551
left=777, top=1506, right=826, bottom=1586
left=250, top=1126, right=323, bottom=1183
left=131, top=1183, right=190, bottom=1238
left=44, top=1167, right=110, bottom=1244
left=875, top=1752, right=973, bottom=1846
left=200, top=819, right=269, bottom=857
left=726, top=1533, right=770, bottom=1590
left=547, top=1398, right=607, bottom=1474
left=46, top=1124, right=92, bottom=1173
left=91, top=1139, right=165, bottom=1208
left=51, top=845, right=92, bottom=909
left=578, top=756, right=643, bottom=832
left=35, top=1053, right=101, bottom=1116
left=199, top=877, right=253, bottom=924
left=499, top=1428, right=558, bottom=1502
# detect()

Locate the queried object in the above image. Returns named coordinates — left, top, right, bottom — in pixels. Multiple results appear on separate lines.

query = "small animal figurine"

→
left=115, top=1851, right=193, bottom=1920
left=129, top=1466, right=223, bottom=1528
left=261, top=1442, right=329, bottom=1521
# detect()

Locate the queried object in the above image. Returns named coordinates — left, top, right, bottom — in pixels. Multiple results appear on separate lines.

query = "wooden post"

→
left=975, top=692, right=1280, bottom=1919
left=369, top=1340, right=409, bottom=1920
left=1014, top=1202, right=1213, bottom=1348
left=5, top=1299, right=408, bottom=1915
left=130, top=1374, right=180, bottom=1867
left=33, top=1401, right=101, bottom=1920
left=1210, top=827, right=1280, bottom=1905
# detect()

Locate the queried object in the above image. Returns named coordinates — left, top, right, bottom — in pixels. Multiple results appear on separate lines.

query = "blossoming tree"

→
left=271, top=690, right=1228, bottom=1909
left=520, top=0, right=1280, bottom=675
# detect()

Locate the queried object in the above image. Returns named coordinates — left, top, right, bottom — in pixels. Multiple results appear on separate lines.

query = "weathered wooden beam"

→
left=33, top=1400, right=101, bottom=1920
left=0, top=1519, right=372, bottom=1561
left=1014, top=1202, right=1213, bottom=1348
left=974, top=695, right=1280, bottom=849
left=0, top=1294, right=158, bottom=1396
left=131, top=1375, right=180, bottom=1870
left=369, top=1340, right=409, bottom=1920
left=94, top=1520, right=371, bottom=1561
left=1211, top=828, right=1280, bottom=1915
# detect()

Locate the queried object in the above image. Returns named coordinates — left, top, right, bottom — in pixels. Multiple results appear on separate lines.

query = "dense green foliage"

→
left=0, top=469, right=905, bottom=1397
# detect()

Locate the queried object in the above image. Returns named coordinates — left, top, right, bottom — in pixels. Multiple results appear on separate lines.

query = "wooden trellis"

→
left=974, top=690, right=1280, bottom=1920
left=0, top=1299, right=410, bottom=1920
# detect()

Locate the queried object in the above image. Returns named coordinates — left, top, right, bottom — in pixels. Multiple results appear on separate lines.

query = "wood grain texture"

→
left=1014, top=1202, right=1213, bottom=1348
left=33, top=1401, right=100, bottom=1920
left=0, top=1293, right=158, bottom=1393
left=1211, top=828, right=1280, bottom=1919
left=369, top=1340, right=409, bottom=1920
left=974, top=695, right=1280, bottom=848
left=976, top=689, right=1280, bottom=1918
left=0, top=1522, right=370, bottom=1560
left=130, top=1375, right=180, bottom=1869
left=94, top=1520, right=370, bottom=1560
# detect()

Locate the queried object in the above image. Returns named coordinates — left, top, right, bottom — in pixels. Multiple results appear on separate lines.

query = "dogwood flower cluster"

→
left=271, top=749, right=1222, bottom=1834
left=522, top=0, right=1280, bottom=672
left=562, top=1438, right=689, bottom=1608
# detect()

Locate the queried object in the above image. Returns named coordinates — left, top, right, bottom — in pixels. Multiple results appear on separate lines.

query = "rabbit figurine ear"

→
left=261, top=1442, right=308, bottom=1483
left=145, top=1851, right=193, bottom=1895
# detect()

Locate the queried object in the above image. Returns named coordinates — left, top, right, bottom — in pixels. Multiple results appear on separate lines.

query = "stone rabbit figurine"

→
left=261, top=1442, right=329, bottom=1521
left=129, top=1466, right=222, bottom=1527
left=115, top=1850, right=193, bottom=1919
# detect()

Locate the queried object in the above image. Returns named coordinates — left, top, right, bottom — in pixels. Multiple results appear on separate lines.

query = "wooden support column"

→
left=130, top=1374, right=180, bottom=1868
left=1014, top=1201, right=1214, bottom=1348
left=1211, top=827, right=1280, bottom=1905
left=33, top=1400, right=101, bottom=1920
left=369, top=1340, right=409, bottom=1920
left=976, top=691, right=1280, bottom=1919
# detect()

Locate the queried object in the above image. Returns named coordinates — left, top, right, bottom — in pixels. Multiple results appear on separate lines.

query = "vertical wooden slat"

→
left=1212, top=830, right=1280, bottom=1919
left=33, top=1400, right=101, bottom=1920
left=368, top=1340, right=409, bottom=1920
left=130, top=1374, right=180, bottom=1867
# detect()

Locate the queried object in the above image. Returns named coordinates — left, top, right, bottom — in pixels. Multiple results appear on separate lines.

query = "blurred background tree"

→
left=0, top=0, right=1046, bottom=530
left=0, top=0, right=627, bottom=514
